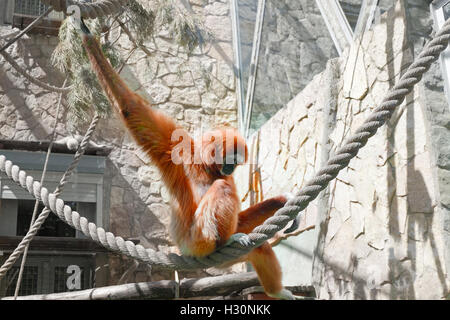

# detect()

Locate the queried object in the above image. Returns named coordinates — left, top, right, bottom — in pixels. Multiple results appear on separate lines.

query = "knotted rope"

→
left=1, top=18, right=449, bottom=271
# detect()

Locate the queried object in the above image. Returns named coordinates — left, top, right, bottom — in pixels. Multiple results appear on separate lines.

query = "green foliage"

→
left=52, top=18, right=119, bottom=121
left=51, top=0, right=212, bottom=122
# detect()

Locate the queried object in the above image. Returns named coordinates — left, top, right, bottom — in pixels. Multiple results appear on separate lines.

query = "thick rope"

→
left=1, top=17, right=449, bottom=272
left=0, top=114, right=100, bottom=280
left=41, top=0, right=128, bottom=19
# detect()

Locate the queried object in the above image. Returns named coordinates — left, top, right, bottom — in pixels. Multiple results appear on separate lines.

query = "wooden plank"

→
left=230, top=0, right=246, bottom=133
left=2, top=271, right=316, bottom=300
left=2, top=272, right=262, bottom=300
left=243, top=0, right=266, bottom=138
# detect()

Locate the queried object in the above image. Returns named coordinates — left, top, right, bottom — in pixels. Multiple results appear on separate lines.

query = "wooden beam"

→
left=2, top=272, right=263, bottom=300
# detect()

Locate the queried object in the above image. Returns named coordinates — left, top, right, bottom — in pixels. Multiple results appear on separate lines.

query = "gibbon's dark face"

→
left=201, top=127, right=248, bottom=177
left=220, top=151, right=246, bottom=176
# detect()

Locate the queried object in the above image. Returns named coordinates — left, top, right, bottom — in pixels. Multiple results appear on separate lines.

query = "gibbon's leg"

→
left=247, top=242, right=295, bottom=300
left=186, top=179, right=240, bottom=257
left=236, top=195, right=287, bottom=234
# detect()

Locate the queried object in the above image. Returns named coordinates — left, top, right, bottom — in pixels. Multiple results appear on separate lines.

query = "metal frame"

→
left=431, top=0, right=450, bottom=109
left=229, top=0, right=267, bottom=138
left=243, top=0, right=266, bottom=139
left=315, top=0, right=354, bottom=56
left=230, top=0, right=363, bottom=137
left=229, top=0, right=246, bottom=133
left=0, top=150, right=106, bottom=229
left=353, top=0, right=379, bottom=40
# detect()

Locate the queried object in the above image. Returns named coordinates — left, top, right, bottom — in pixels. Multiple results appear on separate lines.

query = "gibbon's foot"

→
left=225, top=233, right=254, bottom=248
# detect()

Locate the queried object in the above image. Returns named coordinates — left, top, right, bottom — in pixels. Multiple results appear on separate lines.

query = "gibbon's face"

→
left=201, top=128, right=248, bottom=176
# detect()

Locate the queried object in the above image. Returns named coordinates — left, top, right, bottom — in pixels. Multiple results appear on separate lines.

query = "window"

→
left=231, top=0, right=397, bottom=138
left=16, top=200, right=77, bottom=238
left=0, top=256, right=94, bottom=296
left=4, top=266, right=38, bottom=296
left=0, top=0, right=65, bottom=35
left=0, top=148, right=106, bottom=297
left=231, top=0, right=340, bottom=137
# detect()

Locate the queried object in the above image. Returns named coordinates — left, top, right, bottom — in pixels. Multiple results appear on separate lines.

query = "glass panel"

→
left=5, top=266, right=39, bottom=296
left=16, top=200, right=77, bottom=237
left=339, top=1, right=362, bottom=30
left=238, top=0, right=258, bottom=100
left=248, top=0, right=339, bottom=135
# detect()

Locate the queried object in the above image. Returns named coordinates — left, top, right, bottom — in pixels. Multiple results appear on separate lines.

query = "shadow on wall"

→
left=0, top=36, right=67, bottom=141
left=314, top=2, right=448, bottom=299
left=384, top=2, right=447, bottom=300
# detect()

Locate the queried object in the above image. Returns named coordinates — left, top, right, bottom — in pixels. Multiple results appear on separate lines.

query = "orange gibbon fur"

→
left=80, top=22, right=294, bottom=299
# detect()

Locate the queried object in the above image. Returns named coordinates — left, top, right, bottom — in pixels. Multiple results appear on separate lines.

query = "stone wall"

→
left=0, top=0, right=242, bottom=285
left=236, top=0, right=450, bottom=299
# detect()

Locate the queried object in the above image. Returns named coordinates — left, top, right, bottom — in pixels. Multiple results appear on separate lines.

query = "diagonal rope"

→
left=13, top=79, right=67, bottom=298
left=0, top=113, right=100, bottom=280
left=0, top=14, right=449, bottom=272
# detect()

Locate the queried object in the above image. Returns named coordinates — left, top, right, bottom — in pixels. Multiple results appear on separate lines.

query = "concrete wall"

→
left=236, top=0, right=450, bottom=299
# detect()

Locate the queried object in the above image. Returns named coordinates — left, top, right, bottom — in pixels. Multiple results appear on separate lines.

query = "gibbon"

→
left=79, top=20, right=294, bottom=299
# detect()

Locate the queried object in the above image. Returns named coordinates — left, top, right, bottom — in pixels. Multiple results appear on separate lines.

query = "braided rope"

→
left=0, top=114, right=100, bottom=279
left=0, top=17, right=449, bottom=272
left=41, top=0, right=128, bottom=19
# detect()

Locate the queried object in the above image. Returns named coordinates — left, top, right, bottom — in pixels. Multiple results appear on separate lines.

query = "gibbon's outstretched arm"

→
left=80, top=21, right=195, bottom=215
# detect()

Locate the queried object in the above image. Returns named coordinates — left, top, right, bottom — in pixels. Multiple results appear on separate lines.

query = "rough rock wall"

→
left=236, top=0, right=450, bottom=299
left=0, top=0, right=242, bottom=285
